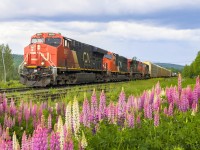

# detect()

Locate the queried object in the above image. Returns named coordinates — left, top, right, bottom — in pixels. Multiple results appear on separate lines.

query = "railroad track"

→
left=1, top=82, right=118, bottom=102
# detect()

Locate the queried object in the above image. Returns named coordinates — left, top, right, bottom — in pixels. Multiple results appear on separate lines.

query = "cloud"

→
left=1, top=0, right=200, bottom=20
left=0, top=20, right=199, bottom=65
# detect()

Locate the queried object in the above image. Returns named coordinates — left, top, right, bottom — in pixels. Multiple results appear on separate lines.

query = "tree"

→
left=0, top=44, right=14, bottom=81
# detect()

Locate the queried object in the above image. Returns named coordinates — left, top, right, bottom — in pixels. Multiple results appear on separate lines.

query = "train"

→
left=18, top=32, right=171, bottom=87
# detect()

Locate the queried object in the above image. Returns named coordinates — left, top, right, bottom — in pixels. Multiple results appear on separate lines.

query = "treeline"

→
left=182, top=51, right=200, bottom=78
left=0, top=44, right=19, bottom=81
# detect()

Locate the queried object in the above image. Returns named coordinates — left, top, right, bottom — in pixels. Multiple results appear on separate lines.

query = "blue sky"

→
left=1, top=0, right=200, bottom=65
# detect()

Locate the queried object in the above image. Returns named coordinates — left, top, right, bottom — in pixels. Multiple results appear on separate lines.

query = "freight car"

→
left=18, top=32, right=166, bottom=87
left=143, top=61, right=171, bottom=78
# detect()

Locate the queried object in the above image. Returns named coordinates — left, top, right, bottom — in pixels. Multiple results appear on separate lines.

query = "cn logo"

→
left=83, top=52, right=90, bottom=63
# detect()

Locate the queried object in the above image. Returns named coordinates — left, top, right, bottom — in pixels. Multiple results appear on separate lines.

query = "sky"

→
left=1, top=0, right=200, bottom=65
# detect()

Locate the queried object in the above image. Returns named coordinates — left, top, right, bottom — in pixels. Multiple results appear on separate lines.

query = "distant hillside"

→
left=13, top=54, right=23, bottom=68
left=155, top=63, right=184, bottom=71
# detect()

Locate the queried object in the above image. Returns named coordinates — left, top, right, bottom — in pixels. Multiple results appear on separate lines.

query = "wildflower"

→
left=99, top=90, right=106, bottom=120
left=82, top=95, right=90, bottom=127
left=154, top=111, right=160, bottom=127
left=72, top=97, right=80, bottom=138
left=57, top=116, right=64, bottom=150
left=65, top=101, right=72, bottom=132
left=81, top=131, right=88, bottom=149
left=91, top=89, right=98, bottom=123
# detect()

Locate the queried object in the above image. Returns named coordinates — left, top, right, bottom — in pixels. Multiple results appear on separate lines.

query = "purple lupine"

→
left=90, top=89, right=98, bottom=123
left=82, top=97, right=90, bottom=127
left=193, top=86, right=198, bottom=104
left=178, top=73, right=182, bottom=96
left=154, top=111, right=160, bottom=127
left=50, top=131, right=60, bottom=150
left=64, top=139, right=74, bottom=150
left=166, top=86, right=174, bottom=104
left=179, top=91, right=189, bottom=112
left=168, top=102, right=173, bottom=116
left=149, top=90, right=154, bottom=105
left=32, top=125, right=48, bottom=150
left=31, top=104, right=37, bottom=117
left=99, top=90, right=106, bottom=120
left=107, top=102, right=115, bottom=124
left=117, top=89, right=126, bottom=119
left=127, top=112, right=134, bottom=128
left=186, top=86, right=193, bottom=107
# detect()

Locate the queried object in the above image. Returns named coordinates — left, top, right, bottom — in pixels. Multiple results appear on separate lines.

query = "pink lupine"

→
left=126, top=96, right=134, bottom=113
left=9, top=99, right=16, bottom=116
left=154, top=111, right=160, bottom=127
left=82, top=97, right=90, bottom=127
left=155, top=81, right=161, bottom=95
left=149, top=90, right=155, bottom=105
left=178, top=73, right=182, bottom=96
left=21, top=131, right=28, bottom=150
left=107, top=102, right=115, bottom=124
left=168, top=102, right=173, bottom=116
left=2, top=95, right=7, bottom=113
left=99, top=90, right=106, bottom=120
left=193, top=86, right=198, bottom=104
left=32, top=125, right=48, bottom=150
left=179, top=91, right=189, bottom=112
left=163, top=107, right=168, bottom=116
left=153, top=96, right=160, bottom=112
left=117, top=88, right=126, bottom=119
left=50, top=131, right=60, bottom=150
left=186, top=86, right=193, bottom=107
left=90, top=89, right=98, bottom=123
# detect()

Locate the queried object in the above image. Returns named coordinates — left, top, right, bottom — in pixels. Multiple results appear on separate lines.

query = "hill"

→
left=155, top=63, right=184, bottom=71
left=13, top=54, right=23, bottom=68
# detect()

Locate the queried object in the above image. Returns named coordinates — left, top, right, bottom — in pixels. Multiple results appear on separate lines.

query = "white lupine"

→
left=72, top=97, right=80, bottom=138
left=81, top=130, right=88, bottom=149
left=13, top=131, right=19, bottom=150
left=57, top=116, right=64, bottom=150
left=65, top=101, right=72, bottom=132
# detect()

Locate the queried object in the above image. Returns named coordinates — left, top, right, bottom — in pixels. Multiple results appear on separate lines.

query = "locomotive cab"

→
left=19, top=33, right=66, bottom=87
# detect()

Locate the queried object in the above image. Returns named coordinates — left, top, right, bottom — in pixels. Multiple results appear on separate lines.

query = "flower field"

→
left=0, top=75, right=200, bottom=149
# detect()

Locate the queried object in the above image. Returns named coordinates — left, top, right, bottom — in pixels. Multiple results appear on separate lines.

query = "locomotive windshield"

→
left=45, top=38, right=61, bottom=47
left=31, top=38, right=44, bottom=44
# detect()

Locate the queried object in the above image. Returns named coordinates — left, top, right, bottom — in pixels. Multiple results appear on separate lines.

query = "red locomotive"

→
left=19, top=32, right=150, bottom=87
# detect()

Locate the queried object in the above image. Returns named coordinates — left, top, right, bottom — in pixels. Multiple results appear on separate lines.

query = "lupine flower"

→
left=117, top=88, right=126, bottom=120
left=82, top=95, right=90, bottom=127
left=163, top=107, right=168, bottom=116
left=81, top=130, right=88, bottom=149
left=32, top=125, right=48, bottom=150
left=65, top=101, right=72, bottom=133
left=57, top=116, right=64, bottom=150
left=178, top=73, right=182, bottom=96
left=154, top=111, right=160, bottom=127
left=48, top=114, right=52, bottom=131
left=50, top=131, right=60, bottom=150
left=99, top=90, right=106, bottom=120
left=91, top=89, right=98, bottom=123
left=168, top=102, right=173, bottom=116
left=21, top=131, right=28, bottom=150
left=107, top=102, right=115, bottom=124
left=72, top=97, right=80, bottom=138
left=127, top=112, right=134, bottom=128
left=179, top=91, right=189, bottom=112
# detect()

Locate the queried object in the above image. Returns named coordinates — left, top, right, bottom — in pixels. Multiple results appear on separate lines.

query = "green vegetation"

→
left=182, top=51, right=200, bottom=78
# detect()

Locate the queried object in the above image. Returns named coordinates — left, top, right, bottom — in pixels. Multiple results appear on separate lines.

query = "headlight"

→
left=41, top=62, right=45, bottom=65
left=37, top=44, right=41, bottom=50
left=24, top=62, right=27, bottom=65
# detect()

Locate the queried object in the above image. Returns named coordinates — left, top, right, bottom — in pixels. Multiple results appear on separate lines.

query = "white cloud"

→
left=0, top=0, right=200, bottom=19
left=0, top=20, right=199, bottom=65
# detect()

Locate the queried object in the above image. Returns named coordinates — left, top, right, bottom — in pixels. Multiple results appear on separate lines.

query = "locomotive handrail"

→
left=18, top=54, right=28, bottom=74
